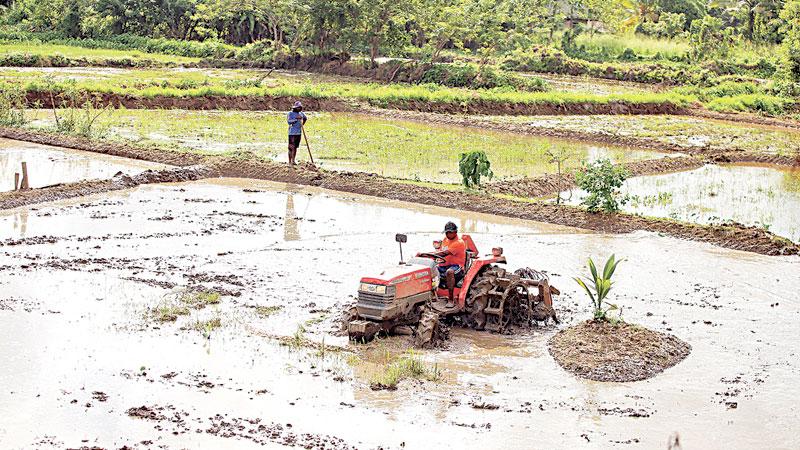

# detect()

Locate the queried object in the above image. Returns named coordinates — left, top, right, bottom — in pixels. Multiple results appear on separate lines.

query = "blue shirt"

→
left=287, top=111, right=306, bottom=135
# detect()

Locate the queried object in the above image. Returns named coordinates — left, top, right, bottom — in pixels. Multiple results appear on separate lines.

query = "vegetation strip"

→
left=23, top=90, right=691, bottom=117
left=0, top=128, right=796, bottom=256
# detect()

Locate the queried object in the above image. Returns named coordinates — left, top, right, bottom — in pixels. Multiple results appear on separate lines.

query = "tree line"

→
left=2, top=0, right=799, bottom=70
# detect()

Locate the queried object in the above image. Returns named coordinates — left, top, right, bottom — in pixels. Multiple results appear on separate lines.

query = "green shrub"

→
left=0, top=83, right=27, bottom=126
left=575, top=159, right=629, bottom=213
left=458, top=151, right=493, bottom=188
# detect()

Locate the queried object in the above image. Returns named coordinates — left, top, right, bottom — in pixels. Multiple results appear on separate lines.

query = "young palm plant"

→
left=574, top=254, right=623, bottom=321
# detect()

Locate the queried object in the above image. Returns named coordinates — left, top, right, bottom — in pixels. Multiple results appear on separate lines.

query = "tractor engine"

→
left=348, top=257, right=438, bottom=340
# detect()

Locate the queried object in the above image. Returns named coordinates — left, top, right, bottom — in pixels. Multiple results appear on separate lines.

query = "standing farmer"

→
left=287, top=101, right=307, bottom=165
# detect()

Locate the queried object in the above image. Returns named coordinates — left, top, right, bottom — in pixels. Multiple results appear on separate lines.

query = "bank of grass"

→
left=15, top=69, right=694, bottom=110
left=0, top=41, right=199, bottom=65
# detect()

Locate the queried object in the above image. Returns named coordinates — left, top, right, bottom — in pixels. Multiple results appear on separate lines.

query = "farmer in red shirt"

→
left=432, top=221, right=466, bottom=308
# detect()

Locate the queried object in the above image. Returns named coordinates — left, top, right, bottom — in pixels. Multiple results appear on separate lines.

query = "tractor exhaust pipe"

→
left=395, top=233, right=407, bottom=264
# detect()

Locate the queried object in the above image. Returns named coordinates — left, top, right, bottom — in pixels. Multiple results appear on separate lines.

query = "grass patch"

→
left=256, top=305, right=283, bottom=317
left=368, top=350, right=441, bottom=390
left=192, top=317, right=222, bottom=331
left=152, top=303, right=190, bottom=322
left=0, top=42, right=199, bottom=65
left=181, top=290, right=221, bottom=308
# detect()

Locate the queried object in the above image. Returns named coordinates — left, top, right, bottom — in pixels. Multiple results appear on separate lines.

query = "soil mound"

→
left=548, top=320, right=690, bottom=382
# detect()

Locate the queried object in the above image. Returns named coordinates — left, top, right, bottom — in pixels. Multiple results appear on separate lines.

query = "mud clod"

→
left=548, top=320, right=691, bottom=382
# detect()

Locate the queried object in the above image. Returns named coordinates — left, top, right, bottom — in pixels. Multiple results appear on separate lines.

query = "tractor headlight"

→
left=359, top=283, right=387, bottom=294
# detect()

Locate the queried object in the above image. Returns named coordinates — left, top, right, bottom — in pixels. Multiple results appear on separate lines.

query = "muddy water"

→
left=0, top=178, right=798, bottom=449
left=0, top=138, right=168, bottom=191
left=563, top=163, right=800, bottom=243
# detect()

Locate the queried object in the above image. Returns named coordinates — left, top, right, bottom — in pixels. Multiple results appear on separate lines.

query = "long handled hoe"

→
left=300, top=122, right=315, bottom=165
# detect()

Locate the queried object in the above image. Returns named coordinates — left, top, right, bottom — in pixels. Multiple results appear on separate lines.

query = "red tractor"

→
left=346, top=233, right=559, bottom=347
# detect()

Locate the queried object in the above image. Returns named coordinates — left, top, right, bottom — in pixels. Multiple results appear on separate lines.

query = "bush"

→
left=0, top=83, right=27, bottom=126
left=458, top=151, right=493, bottom=188
left=575, top=159, right=629, bottom=213
left=779, top=0, right=800, bottom=82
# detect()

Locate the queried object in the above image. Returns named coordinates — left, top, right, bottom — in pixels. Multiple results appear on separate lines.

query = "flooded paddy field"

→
left=563, top=163, right=800, bottom=243
left=1, top=178, right=798, bottom=449
left=26, top=109, right=672, bottom=183
left=528, top=73, right=663, bottom=95
left=0, top=137, right=168, bottom=191
left=488, top=114, right=800, bottom=155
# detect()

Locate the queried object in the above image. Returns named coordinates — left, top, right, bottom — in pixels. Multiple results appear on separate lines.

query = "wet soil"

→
left=1, top=179, right=799, bottom=449
left=0, top=165, right=212, bottom=210
left=487, top=156, right=706, bottom=198
left=0, top=128, right=797, bottom=256
left=548, top=321, right=692, bottom=382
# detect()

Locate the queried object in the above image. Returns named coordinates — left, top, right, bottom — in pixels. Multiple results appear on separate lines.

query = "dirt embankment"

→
left=25, top=90, right=690, bottom=117
left=2, top=129, right=797, bottom=256
left=548, top=320, right=691, bottom=382
left=486, top=156, right=707, bottom=198
left=0, top=165, right=212, bottom=209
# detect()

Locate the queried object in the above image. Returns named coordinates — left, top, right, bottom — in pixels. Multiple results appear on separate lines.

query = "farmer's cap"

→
left=293, top=101, right=303, bottom=109
left=444, top=221, right=458, bottom=233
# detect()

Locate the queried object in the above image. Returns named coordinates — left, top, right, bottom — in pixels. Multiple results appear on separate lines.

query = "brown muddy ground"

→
left=1, top=178, right=799, bottom=449
left=0, top=128, right=797, bottom=256
left=548, top=321, right=692, bottom=382
left=0, top=165, right=212, bottom=210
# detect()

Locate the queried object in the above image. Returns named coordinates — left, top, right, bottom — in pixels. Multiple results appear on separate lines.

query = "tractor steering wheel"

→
left=417, top=252, right=447, bottom=264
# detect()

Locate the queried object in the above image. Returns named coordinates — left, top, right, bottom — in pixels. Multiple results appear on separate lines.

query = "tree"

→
left=458, top=151, right=493, bottom=188
left=356, top=0, right=411, bottom=65
left=575, top=159, right=629, bottom=213
left=414, top=0, right=470, bottom=62
left=689, top=15, right=735, bottom=60
left=779, top=0, right=800, bottom=81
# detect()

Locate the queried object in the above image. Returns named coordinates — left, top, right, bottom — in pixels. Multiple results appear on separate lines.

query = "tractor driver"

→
left=432, top=221, right=466, bottom=308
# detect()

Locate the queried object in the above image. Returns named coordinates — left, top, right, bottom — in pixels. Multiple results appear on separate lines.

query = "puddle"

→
left=0, top=138, right=168, bottom=191
left=27, top=109, right=672, bottom=183
left=0, top=178, right=798, bottom=449
left=562, top=163, right=800, bottom=243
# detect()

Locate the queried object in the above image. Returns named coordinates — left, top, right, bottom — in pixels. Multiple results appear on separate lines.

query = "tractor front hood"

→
left=360, top=263, right=432, bottom=286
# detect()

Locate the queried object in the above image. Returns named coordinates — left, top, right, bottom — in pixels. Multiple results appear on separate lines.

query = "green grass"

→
left=255, top=305, right=283, bottom=317
left=368, top=350, right=441, bottom=390
left=575, top=33, right=691, bottom=60
left=25, top=108, right=667, bottom=183
left=0, top=65, right=693, bottom=109
left=0, top=42, right=199, bottom=64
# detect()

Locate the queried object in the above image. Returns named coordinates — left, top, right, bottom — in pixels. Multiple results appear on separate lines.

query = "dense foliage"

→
left=458, top=150, right=493, bottom=188
left=576, top=158, right=630, bottom=213
left=1, top=0, right=796, bottom=68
